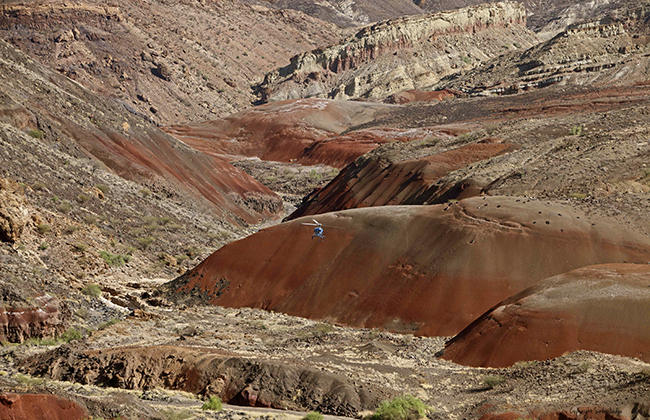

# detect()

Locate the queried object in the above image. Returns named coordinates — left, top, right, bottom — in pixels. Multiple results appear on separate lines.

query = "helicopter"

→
left=301, top=219, right=343, bottom=241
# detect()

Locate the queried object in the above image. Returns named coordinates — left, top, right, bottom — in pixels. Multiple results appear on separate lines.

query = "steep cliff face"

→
left=256, top=1, right=539, bottom=102
left=437, top=20, right=650, bottom=96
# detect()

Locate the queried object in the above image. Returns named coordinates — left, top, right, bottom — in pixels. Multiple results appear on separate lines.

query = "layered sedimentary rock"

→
left=257, top=1, right=539, bottom=102
left=289, top=136, right=517, bottom=219
left=0, top=295, right=66, bottom=344
left=166, top=197, right=650, bottom=336
left=24, top=344, right=376, bottom=416
left=443, top=263, right=650, bottom=367
left=439, top=21, right=650, bottom=96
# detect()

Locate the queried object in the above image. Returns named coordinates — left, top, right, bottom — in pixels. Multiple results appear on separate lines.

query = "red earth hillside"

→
left=163, top=99, right=397, bottom=167
left=442, top=263, right=650, bottom=367
left=166, top=196, right=650, bottom=336
left=289, top=137, right=518, bottom=220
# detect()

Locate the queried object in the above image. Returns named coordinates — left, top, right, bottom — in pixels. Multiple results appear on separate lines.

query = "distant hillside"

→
left=0, top=0, right=344, bottom=123
left=256, top=1, right=540, bottom=103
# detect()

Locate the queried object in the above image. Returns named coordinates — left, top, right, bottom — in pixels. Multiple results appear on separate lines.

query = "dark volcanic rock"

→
left=443, top=263, right=650, bottom=367
left=165, top=196, right=650, bottom=336
left=23, top=344, right=377, bottom=416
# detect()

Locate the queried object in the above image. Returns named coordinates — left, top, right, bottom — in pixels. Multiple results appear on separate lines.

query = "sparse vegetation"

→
left=367, top=395, right=432, bottom=420
left=77, top=193, right=90, bottom=203
left=65, top=225, right=80, bottom=234
left=513, top=42, right=521, bottom=48
left=461, top=55, right=471, bottom=65
left=159, top=409, right=193, bottom=420
left=27, top=129, right=43, bottom=139
left=98, top=318, right=121, bottom=330
left=36, top=224, right=50, bottom=234
left=140, top=188, right=152, bottom=198
left=303, top=412, right=323, bottom=420
left=58, top=200, right=73, bottom=213
left=483, top=375, right=506, bottom=389
left=137, top=236, right=155, bottom=250
left=570, top=125, right=583, bottom=136
left=60, top=328, right=83, bottom=342
left=73, top=243, right=88, bottom=252
left=95, top=184, right=109, bottom=194
left=308, top=169, right=323, bottom=183
left=201, top=396, right=223, bottom=411
left=84, top=214, right=98, bottom=224
left=81, top=283, right=102, bottom=298
left=569, top=193, right=587, bottom=199
left=76, top=308, right=90, bottom=319
left=99, top=250, right=131, bottom=267
left=32, top=182, right=46, bottom=191
left=39, top=242, right=49, bottom=250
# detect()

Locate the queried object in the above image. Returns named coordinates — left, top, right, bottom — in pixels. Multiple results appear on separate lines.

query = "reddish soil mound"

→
left=290, top=138, right=517, bottom=219
left=297, top=127, right=459, bottom=168
left=384, top=89, right=458, bottom=104
left=0, top=393, right=87, bottom=420
left=25, top=345, right=375, bottom=416
left=443, top=263, right=650, bottom=367
left=163, top=99, right=392, bottom=164
left=167, top=197, right=650, bottom=336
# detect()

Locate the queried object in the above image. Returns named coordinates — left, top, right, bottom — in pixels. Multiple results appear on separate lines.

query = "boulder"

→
left=0, top=177, right=29, bottom=242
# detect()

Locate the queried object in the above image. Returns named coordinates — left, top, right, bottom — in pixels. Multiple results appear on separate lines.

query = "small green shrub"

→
left=39, top=242, right=49, bottom=250
left=76, top=308, right=90, bottom=319
left=60, top=328, right=82, bottom=343
left=33, top=182, right=46, bottom=191
left=201, top=396, right=223, bottom=411
left=77, top=194, right=90, bottom=203
left=139, top=188, right=152, bottom=198
left=65, top=225, right=80, bottom=234
left=58, top=200, right=73, bottom=213
left=73, top=243, right=87, bottom=252
left=483, top=375, right=506, bottom=389
left=461, top=55, right=471, bottom=65
left=52, top=195, right=59, bottom=202
left=308, top=169, right=323, bottom=182
left=99, top=250, right=131, bottom=267
left=98, top=318, right=120, bottom=330
left=81, top=283, right=102, bottom=298
left=137, top=236, right=155, bottom=250
left=368, top=395, right=431, bottom=420
left=27, top=129, right=43, bottom=139
left=513, top=42, right=521, bottom=48
left=36, top=224, right=50, bottom=235
left=569, top=125, right=583, bottom=136
left=95, top=184, right=109, bottom=193
left=303, top=412, right=323, bottom=420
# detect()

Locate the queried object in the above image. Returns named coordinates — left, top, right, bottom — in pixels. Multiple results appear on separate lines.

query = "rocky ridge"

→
left=256, top=1, right=539, bottom=102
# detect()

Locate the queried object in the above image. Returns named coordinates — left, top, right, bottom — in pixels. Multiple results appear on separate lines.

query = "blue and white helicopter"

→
left=302, top=219, right=326, bottom=241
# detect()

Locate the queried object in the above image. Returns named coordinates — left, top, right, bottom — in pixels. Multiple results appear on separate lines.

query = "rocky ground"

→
left=3, top=1, right=650, bottom=420
left=1, top=302, right=649, bottom=419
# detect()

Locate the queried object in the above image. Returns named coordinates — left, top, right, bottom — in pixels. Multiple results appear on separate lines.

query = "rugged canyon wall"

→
left=256, top=1, right=539, bottom=102
left=0, top=38, right=282, bottom=226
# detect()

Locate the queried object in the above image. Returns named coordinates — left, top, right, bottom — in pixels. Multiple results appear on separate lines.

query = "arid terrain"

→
left=2, top=1, right=650, bottom=420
